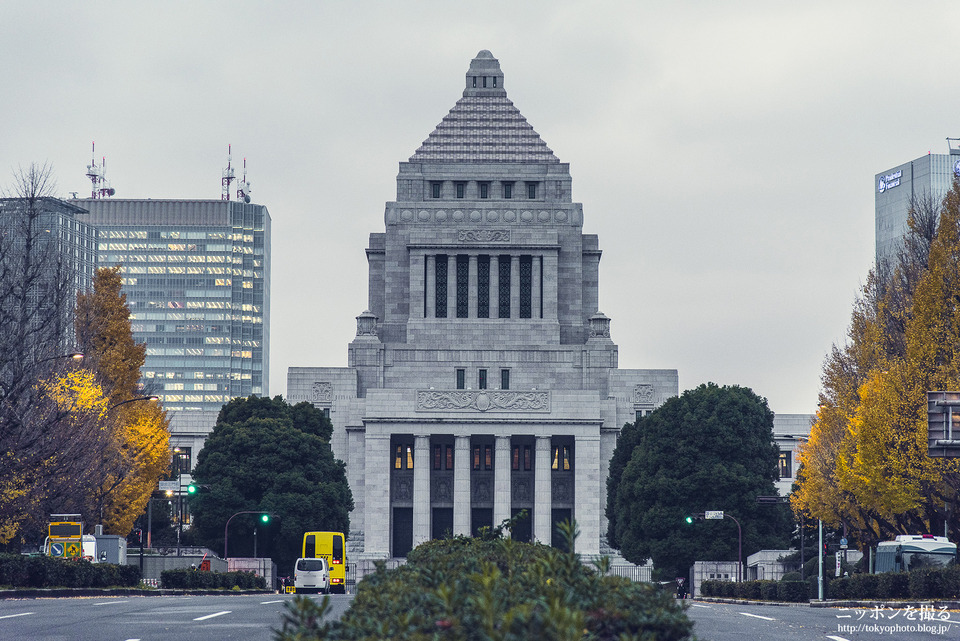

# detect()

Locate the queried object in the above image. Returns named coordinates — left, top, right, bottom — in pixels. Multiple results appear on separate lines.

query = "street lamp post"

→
left=224, top=511, right=271, bottom=561
left=724, top=513, right=743, bottom=583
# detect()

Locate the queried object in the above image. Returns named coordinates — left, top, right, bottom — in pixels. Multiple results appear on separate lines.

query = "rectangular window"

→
left=778, top=451, right=792, bottom=479
left=472, top=76, right=477, bottom=88
left=483, top=76, right=488, bottom=88
left=456, top=182, right=465, bottom=199
left=395, top=445, right=402, bottom=469
left=478, top=369, right=487, bottom=389
left=493, top=76, right=497, bottom=88
left=456, top=368, right=465, bottom=390
left=498, top=255, right=511, bottom=318
left=435, top=254, right=447, bottom=318
left=501, top=369, right=510, bottom=390
left=477, top=255, right=490, bottom=318
left=512, top=446, right=520, bottom=470
left=473, top=446, right=481, bottom=470
left=519, top=255, right=532, bottom=318
left=552, top=446, right=571, bottom=471
left=485, top=445, right=492, bottom=470
left=524, top=446, right=531, bottom=471
left=407, top=446, right=414, bottom=470
left=503, top=182, right=513, bottom=199
left=527, top=182, right=537, bottom=199
left=434, top=445, right=442, bottom=470
left=456, top=255, right=469, bottom=318
left=431, top=182, right=441, bottom=198
left=446, top=445, right=454, bottom=470
left=479, top=182, right=489, bottom=199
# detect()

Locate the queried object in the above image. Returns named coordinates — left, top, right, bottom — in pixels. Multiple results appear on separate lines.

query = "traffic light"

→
left=260, top=513, right=270, bottom=524
left=684, top=513, right=704, bottom=524
left=684, top=516, right=695, bottom=524
left=187, top=484, right=197, bottom=495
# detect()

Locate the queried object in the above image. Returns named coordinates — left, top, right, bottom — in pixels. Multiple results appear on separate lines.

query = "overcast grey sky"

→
left=4, top=1, right=959, bottom=414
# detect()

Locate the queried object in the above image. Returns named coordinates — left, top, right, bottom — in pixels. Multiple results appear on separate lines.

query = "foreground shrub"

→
left=161, top=568, right=265, bottom=590
left=277, top=520, right=693, bottom=641
left=876, top=572, right=910, bottom=599
left=777, top=581, right=808, bottom=602
left=0, top=554, right=140, bottom=588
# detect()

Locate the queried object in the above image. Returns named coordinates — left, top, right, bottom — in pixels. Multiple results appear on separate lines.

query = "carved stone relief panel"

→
left=417, top=390, right=550, bottom=413
left=313, top=382, right=332, bottom=403
left=391, top=472, right=414, bottom=504
left=432, top=476, right=453, bottom=504
left=458, top=229, right=510, bottom=243
left=633, top=384, right=655, bottom=405
left=552, top=476, right=573, bottom=505
left=512, top=477, right=532, bottom=504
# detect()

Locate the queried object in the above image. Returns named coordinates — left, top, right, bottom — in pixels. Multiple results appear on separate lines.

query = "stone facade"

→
left=287, top=51, right=678, bottom=559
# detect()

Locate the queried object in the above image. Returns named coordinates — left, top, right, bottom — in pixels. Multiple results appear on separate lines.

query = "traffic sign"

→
left=65, top=541, right=81, bottom=558
left=50, top=542, right=64, bottom=557
left=704, top=511, right=724, bottom=520
left=840, top=537, right=848, bottom=550
left=159, top=480, right=179, bottom=492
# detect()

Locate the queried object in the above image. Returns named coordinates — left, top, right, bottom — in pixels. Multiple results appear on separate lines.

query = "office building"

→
left=288, top=51, right=678, bottom=560
left=74, top=198, right=270, bottom=465
left=875, top=139, right=960, bottom=265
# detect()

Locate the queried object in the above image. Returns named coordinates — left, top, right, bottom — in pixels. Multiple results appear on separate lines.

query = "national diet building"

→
left=287, top=50, right=677, bottom=560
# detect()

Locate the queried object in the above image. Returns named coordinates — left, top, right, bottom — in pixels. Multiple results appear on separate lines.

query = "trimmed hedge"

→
left=702, top=566, right=960, bottom=602
left=160, top=568, right=265, bottom=590
left=0, top=553, right=140, bottom=588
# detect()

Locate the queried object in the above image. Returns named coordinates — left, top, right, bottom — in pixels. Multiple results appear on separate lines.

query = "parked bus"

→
left=874, top=535, right=957, bottom=573
left=302, top=531, right=347, bottom=593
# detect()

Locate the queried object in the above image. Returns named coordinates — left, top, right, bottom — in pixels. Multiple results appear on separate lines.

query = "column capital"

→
left=495, top=435, right=511, bottom=450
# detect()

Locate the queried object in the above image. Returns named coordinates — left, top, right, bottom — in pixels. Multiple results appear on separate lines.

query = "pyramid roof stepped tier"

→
left=409, top=50, right=559, bottom=164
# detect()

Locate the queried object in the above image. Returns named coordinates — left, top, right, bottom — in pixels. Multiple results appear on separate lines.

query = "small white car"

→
left=294, top=557, right=329, bottom=594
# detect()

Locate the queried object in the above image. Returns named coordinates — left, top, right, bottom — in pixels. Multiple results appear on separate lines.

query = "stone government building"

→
left=287, top=50, right=678, bottom=561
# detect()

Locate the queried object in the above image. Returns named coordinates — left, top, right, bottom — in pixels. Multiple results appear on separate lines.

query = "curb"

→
left=0, top=588, right=277, bottom=599
left=692, top=596, right=960, bottom=610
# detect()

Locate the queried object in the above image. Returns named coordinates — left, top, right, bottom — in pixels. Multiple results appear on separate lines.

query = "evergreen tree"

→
left=609, top=383, right=791, bottom=578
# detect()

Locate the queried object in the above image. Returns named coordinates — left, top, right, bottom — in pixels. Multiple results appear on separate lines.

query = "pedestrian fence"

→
left=606, top=564, right=653, bottom=583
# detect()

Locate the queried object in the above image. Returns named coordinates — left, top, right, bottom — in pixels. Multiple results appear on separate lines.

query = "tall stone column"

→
left=532, top=255, right=542, bottom=319
left=426, top=255, right=436, bottom=318
left=510, top=253, right=520, bottom=319
left=534, top=435, right=552, bottom=544
left=409, top=252, right=425, bottom=319
left=447, top=255, right=457, bottom=318
left=468, top=255, right=478, bottom=318
left=412, top=435, right=431, bottom=548
left=494, top=436, right=511, bottom=533
left=490, top=255, right=500, bottom=318
left=574, top=434, right=601, bottom=555
left=453, top=435, right=470, bottom=536
left=363, top=435, right=391, bottom=557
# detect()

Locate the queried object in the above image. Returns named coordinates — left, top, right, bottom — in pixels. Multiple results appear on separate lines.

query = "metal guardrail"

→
left=607, top=564, right=653, bottom=582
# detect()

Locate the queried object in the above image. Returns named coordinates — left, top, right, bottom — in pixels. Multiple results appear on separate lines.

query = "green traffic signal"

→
left=684, top=516, right=694, bottom=524
left=187, top=484, right=197, bottom=494
left=260, top=513, right=270, bottom=523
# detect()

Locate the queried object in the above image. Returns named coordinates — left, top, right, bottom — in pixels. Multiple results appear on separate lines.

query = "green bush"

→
left=942, top=565, right=960, bottom=599
left=760, top=581, right=779, bottom=600
left=777, top=581, right=808, bottom=602
left=780, top=571, right=801, bottom=582
left=160, top=568, right=265, bottom=590
left=876, top=571, right=910, bottom=599
left=847, top=573, right=878, bottom=599
left=278, top=521, right=694, bottom=641
left=909, top=567, right=946, bottom=599
left=827, top=576, right=849, bottom=600
left=0, top=554, right=140, bottom=588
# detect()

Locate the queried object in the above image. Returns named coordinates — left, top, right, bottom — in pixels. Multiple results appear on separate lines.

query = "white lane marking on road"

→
left=690, top=604, right=712, bottom=608
left=92, top=600, right=128, bottom=606
left=193, top=610, right=232, bottom=621
left=0, top=612, right=34, bottom=620
left=739, top=612, right=775, bottom=621
left=260, top=600, right=284, bottom=604
left=124, top=638, right=141, bottom=641
left=826, top=636, right=850, bottom=641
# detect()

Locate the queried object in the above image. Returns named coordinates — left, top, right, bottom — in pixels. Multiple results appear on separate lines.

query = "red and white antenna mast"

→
left=236, top=157, right=252, bottom=203
left=221, top=144, right=236, bottom=200
left=85, top=141, right=115, bottom=199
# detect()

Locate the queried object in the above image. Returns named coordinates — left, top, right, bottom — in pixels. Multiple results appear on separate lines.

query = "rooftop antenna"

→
left=85, top=141, right=116, bottom=199
left=221, top=144, right=235, bottom=200
left=236, top=157, right=251, bottom=203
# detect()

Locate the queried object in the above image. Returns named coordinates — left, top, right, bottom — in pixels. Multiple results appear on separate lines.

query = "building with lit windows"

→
left=875, top=139, right=960, bottom=266
left=73, top=198, right=270, bottom=464
left=287, top=51, right=677, bottom=562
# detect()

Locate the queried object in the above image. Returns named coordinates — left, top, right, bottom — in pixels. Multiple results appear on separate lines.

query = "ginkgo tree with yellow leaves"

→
left=75, top=266, right=171, bottom=536
left=794, top=179, right=960, bottom=548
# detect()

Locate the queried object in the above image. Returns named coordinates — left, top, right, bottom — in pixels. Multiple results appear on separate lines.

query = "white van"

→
left=294, top=557, right=329, bottom=594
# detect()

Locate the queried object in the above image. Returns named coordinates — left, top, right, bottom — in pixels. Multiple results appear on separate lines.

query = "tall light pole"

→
left=224, top=511, right=271, bottom=560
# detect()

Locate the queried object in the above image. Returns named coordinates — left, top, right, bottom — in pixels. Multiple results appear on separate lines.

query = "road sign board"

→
left=50, top=542, right=64, bottom=557
left=840, top=537, right=848, bottom=549
left=159, top=480, right=179, bottom=492
left=704, top=511, right=724, bottom=520
left=65, top=541, right=81, bottom=558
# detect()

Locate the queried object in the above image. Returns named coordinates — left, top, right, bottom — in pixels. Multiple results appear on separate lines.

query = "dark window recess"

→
left=432, top=508, right=453, bottom=540
left=456, top=183, right=465, bottom=199
left=477, top=255, right=490, bottom=318
left=478, top=369, right=487, bottom=390
left=431, top=182, right=441, bottom=198
left=552, top=445, right=571, bottom=471
left=435, top=255, right=447, bottom=318
left=512, top=447, right=520, bottom=470
left=498, top=255, right=511, bottom=318
left=501, top=368, right=510, bottom=390
left=483, top=76, right=488, bottom=88
left=778, top=452, right=792, bottom=479
left=446, top=445, right=454, bottom=470
left=493, top=76, right=497, bottom=88
left=479, top=182, right=489, bottom=199
left=456, top=255, right=469, bottom=318
left=473, top=446, right=481, bottom=470
left=472, top=76, right=477, bottom=88
left=434, top=444, right=454, bottom=470
left=394, top=443, right=414, bottom=470
left=393, top=507, right=413, bottom=557
left=524, top=445, right=531, bottom=470
left=485, top=445, right=493, bottom=470
left=519, top=255, right=532, bottom=318
left=527, top=182, right=537, bottom=199
left=456, top=368, right=466, bottom=390
left=434, top=445, right=442, bottom=470
left=503, top=182, right=513, bottom=199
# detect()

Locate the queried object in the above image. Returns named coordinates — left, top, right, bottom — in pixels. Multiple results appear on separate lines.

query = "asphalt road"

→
left=686, top=599, right=957, bottom=641
left=0, top=592, right=354, bottom=641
